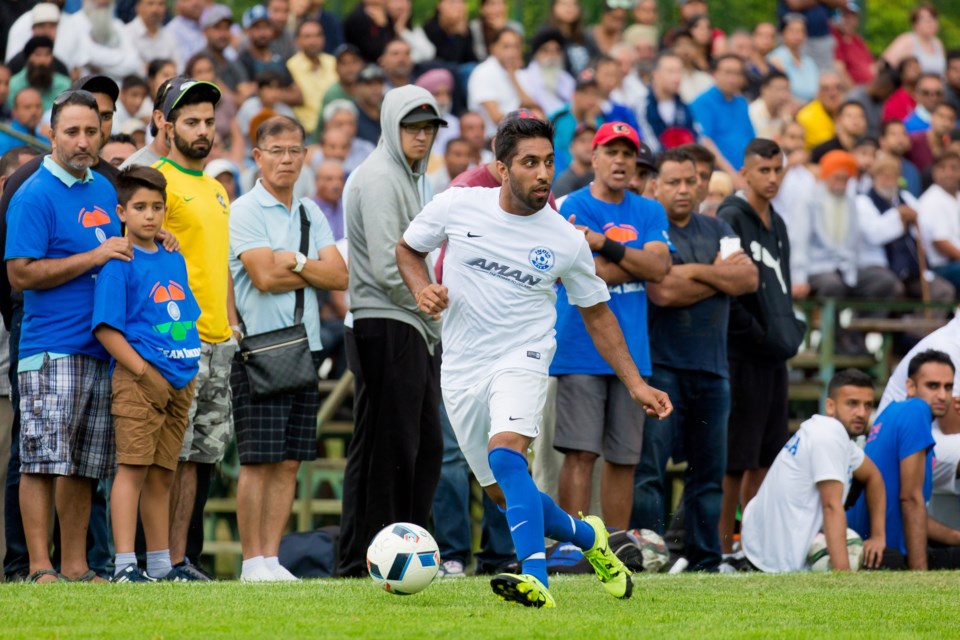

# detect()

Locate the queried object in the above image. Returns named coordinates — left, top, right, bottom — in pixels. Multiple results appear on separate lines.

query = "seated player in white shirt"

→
left=741, top=369, right=887, bottom=572
left=396, top=116, right=671, bottom=608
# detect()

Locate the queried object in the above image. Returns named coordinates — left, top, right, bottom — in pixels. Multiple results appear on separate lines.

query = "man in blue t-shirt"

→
left=633, top=148, right=758, bottom=572
left=848, top=349, right=960, bottom=570
left=691, top=55, right=756, bottom=173
left=552, top=122, right=672, bottom=530
left=3, top=91, right=130, bottom=584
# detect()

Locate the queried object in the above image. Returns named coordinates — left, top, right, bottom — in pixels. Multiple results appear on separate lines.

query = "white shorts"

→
left=442, top=369, right=549, bottom=487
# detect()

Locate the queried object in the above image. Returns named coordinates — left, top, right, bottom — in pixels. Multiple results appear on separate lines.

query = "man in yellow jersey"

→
left=154, top=78, right=237, bottom=580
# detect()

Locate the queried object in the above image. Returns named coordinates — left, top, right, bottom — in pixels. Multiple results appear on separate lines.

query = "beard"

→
left=173, top=130, right=213, bottom=160
left=508, top=174, right=549, bottom=212
left=85, top=1, right=120, bottom=47
left=26, top=63, right=54, bottom=91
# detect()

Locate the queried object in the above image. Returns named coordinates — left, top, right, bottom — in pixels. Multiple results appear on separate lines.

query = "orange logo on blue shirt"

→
left=79, top=206, right=112, bottom=243
left=602, top=223, right=639, bottom=243
left=150, top=281, right=194, bottom=341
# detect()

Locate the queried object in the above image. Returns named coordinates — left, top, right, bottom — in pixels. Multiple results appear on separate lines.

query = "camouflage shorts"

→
left=180, top=338, right=236, bottom=463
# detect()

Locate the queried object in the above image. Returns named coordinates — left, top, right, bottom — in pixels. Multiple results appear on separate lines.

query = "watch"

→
left=292, top=252, right=307, bottom=273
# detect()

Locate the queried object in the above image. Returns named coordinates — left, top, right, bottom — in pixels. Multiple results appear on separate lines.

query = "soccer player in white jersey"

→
left=396, top=116, right=672, bottom=608
left=740, top=369, right=887, bottom=572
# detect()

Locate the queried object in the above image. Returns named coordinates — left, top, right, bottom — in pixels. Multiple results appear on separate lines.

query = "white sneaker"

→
left=271, top=565, right=300, bottom=581
left=241, top=565, right=277, bottom=582
left=437, top=560, right=466, bottom=578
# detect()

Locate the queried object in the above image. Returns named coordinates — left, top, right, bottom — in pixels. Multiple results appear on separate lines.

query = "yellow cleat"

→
left=581, top=514, right=633, bottom=599
left=490, top=573, right=556, bottom=609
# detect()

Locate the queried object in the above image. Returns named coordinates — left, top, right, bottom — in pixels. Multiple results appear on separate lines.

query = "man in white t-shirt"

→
left=396, top=116, right=671, bottom=609
left=918, top=151, right=960, bottom=291
left=741, top=369, right=886, bottom=573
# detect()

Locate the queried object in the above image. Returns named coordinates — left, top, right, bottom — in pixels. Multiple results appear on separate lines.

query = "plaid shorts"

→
left=181, top=338, right=236, bottom=463
left=231, top=353, right=322, bottom=465
left=19, top=354, right=114, bottom=479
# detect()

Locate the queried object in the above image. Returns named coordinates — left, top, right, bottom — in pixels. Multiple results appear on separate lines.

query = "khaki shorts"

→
left=112, top=363, right=195, bottom=471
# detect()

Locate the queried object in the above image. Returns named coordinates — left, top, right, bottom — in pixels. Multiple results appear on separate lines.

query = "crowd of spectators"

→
left=2, top=0, right=960, bottom=583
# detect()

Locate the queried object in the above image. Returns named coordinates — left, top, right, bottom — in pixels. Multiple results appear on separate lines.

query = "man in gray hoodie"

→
left=338, top=85, right=446, bottom=577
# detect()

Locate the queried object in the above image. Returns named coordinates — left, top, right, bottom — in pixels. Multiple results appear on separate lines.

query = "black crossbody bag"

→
left=238, top=204, right=319, bottom=399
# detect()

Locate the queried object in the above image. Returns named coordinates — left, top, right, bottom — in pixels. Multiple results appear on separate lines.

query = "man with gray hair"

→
left=72, top=0, right=140, bottom=81
left=316, top=99, right=374, bottom=172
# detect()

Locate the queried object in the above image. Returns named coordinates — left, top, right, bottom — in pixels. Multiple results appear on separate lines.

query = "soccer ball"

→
left=625, top=528, right=670, bottom=573
left=367, top=523, right=440, bottom=595
left=806, top=529, right=864, bottom=572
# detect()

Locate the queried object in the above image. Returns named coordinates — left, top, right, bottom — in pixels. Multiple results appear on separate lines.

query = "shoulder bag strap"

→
left=294, top=203, right=311, bottom=325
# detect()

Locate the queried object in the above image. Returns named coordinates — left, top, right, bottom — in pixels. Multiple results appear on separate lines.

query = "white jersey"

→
left=879, top=315, right=960, bottom=415
left=741, top=415, right=865, bottom=573
left=403, top=186, right=610, bottom=390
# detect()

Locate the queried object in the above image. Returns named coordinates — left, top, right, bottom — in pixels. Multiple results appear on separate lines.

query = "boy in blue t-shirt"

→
left=91, top=167, right=202, bottom=582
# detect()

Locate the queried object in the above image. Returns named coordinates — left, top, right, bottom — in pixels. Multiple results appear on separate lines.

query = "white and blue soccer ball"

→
left=806, top=528, right=864, bottom=572
left=367, top=523, right=440, bottom=595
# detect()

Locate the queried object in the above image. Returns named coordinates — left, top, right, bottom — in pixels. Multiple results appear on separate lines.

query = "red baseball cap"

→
left=593, top=122, right=640, bottom=152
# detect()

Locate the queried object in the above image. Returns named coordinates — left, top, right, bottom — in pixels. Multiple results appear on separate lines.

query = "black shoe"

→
left=111, top=564, right=156, bottom=583
left=171, top=559, right=213, bottom=581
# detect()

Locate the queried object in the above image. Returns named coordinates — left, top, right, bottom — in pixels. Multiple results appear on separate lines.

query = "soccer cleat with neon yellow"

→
left=490, top=573, right=556, bottom=609
left=581, top=514, right=633, bottom=599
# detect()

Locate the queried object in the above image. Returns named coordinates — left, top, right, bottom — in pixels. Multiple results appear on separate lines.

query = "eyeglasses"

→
left=401, top=123, right=439, bottom=136
left=258, top=145, right=305, bottom=158
left=919, top=89, right=944, bottom=97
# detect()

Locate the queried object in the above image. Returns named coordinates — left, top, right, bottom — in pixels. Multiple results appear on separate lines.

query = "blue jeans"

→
left=631, top=366, right=729, bottom=572
left=935, top=263, right=960, bottom=292
left=431, top=402, right=514, bottom=569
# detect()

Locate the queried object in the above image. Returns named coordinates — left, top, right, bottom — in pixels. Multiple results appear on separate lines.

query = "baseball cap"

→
left=593, top=122, right=640, bottom=152
left=356, top=65, right=386, bottom=84
left=205, top=158, right=239, bottom=180
left=160, top=78, right=221, bottom=119
left=241, top=4, right=270, bottom=30
left=31, top=3, right=60, bottom=25
left=73, top=75, right=120, bottom=105
left=503, top=109, right=541, bottom=122
left=573, top=122, right=598, bottom=138
left=636, top=141, right=656, bottom=170
left=334, top=43, right=362, bottom=60
left=201, top=4, right=234, bottom=29
left=400, top=103, right=449, bottom=127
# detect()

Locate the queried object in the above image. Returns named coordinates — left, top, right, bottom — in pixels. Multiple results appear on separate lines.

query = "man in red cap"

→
left=551, top=121, right=672, bottom=530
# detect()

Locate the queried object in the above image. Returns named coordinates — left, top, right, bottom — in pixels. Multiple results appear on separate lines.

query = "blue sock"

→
left=539, top=492, right=596, bottom=551
left=488, top=447, right=548, bottom=586
left=114, top=552, right=137, bottom=577
left=146, top=549, right=172, bottom=578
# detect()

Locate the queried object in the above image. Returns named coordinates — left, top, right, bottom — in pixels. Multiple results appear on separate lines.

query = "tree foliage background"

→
left=227, top=0, right=958, bottom=57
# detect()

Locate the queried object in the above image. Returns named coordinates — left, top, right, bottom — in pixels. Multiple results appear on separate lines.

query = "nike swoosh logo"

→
left=510, top=520, right=528, bottom=532
left=508, top=416, right=522, bottom=421
left=467, top=232, right=483, bottom=238
left=184, top=197, right=195, bottom=202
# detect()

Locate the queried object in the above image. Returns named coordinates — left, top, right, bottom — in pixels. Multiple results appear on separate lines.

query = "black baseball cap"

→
left=334, top=43, right=362, bottom=60
left=160, top=78, right=221, bottom=119
left=72, top=74, right=120, bottom=105
left=400, top=103, right=448, bottom=127
left=636, top=141, right=656, bottom=170
left=356, top=65, right=386, bottom=84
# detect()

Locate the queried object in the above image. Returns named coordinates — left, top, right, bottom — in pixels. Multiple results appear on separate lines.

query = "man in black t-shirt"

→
left=633, top=148, right=758, bottom=572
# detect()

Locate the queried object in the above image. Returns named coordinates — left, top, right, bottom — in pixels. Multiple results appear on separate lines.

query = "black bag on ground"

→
left=238, top=204, right=319, bottom=400
left=278, top=526, right=341, bottom=578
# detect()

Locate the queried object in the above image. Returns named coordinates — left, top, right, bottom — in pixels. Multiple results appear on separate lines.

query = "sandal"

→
left=27, top=569, right=64, bottom=583
left=71, top=570, right=108, bottom=584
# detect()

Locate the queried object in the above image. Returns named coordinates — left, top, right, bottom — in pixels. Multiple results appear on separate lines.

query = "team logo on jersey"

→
left=79, top=206, right=112, bottom=228
left=217, top=193, right=227, bottom=209
left=528, top=247, right=555, bottom=271
left=150, top=280, right=195, bottom=341
left=602, top=224, right=638, bottom=243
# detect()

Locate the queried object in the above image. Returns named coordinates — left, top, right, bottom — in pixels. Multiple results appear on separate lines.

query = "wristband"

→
left=599, top=237, right=626, bottom=263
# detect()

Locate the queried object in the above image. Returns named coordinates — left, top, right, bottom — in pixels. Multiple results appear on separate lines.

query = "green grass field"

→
left=2, top=572, right=959, bottom=639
